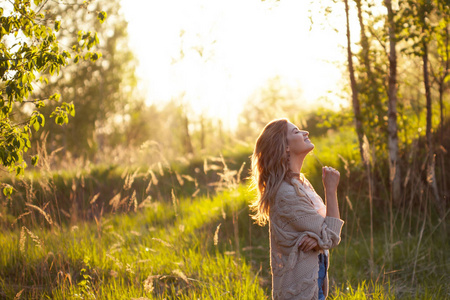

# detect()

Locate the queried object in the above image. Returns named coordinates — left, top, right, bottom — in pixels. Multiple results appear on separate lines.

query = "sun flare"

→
left=121, top=0, right=356, bottom=129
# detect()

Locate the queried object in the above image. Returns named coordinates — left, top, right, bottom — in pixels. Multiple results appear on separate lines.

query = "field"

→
left=0, top=130, right=449, bottom=299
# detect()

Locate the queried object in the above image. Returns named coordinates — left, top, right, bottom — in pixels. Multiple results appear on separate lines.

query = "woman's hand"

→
left=298, top=236, right=319, bottom=252
left=322, top=166, right=340, bottom=193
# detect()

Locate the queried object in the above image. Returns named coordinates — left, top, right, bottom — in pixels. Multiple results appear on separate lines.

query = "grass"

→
left=0, top=185, right=267, bottom=299
left=0, top=127, right=448, bottom=299
left=1, top=179, right=448, bottom=299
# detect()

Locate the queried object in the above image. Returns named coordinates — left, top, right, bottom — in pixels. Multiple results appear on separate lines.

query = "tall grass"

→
left=0, top=127, right=448, bottom=299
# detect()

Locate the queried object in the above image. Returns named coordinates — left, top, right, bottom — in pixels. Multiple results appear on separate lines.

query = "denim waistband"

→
left=318, top=253, right=327, bottom=263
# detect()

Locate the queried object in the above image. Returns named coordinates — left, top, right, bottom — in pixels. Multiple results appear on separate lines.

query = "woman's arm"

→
left=323, top=166, right=340, bottom=219
left=277, top=195, right=344, bottom=249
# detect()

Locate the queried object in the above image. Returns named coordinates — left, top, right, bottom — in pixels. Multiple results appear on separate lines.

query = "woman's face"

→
left=286, top=122, right=314, bottom=155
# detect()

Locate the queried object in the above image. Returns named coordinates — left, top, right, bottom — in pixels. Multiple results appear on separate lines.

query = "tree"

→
left=384, top=0, right=402, bottom=204
left=344, top=0, right=364, bottom=161
left=30, top=0, right=137, bottom=158
left=0, top=0, right=105, bottom=184
left=400, top=0, right=447, bottom=219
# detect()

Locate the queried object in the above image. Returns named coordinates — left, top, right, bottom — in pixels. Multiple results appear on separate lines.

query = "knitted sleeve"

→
left=275, top=184, right=344, bottom=250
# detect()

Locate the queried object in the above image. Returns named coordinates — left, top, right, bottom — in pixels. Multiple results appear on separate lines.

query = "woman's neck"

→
left=289, top=153, right=306, bottom=173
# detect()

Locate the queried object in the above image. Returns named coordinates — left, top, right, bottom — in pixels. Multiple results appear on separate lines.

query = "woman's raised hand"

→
left=322, top=166, right=340, bottom=193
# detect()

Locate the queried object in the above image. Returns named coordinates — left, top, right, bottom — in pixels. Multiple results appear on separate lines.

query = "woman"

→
left=250, top=118, right=344, bottom=300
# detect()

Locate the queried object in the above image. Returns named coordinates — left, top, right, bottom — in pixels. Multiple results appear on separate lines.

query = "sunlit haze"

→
left=120, top=0, right=357, bottom=129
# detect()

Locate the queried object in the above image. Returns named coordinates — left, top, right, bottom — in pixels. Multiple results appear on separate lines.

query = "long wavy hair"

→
left=250, top=118, right=294, bottom=226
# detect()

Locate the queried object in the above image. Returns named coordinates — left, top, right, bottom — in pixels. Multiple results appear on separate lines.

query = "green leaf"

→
left=56, top=116, right=64, bottom=125
left=91, top=52, right=100, bottom=61
left=37, top=114, right=45, bottom=126
left=54, top=20, right=61, bottom=32
left=33, top=120, right=40, bottom=132
left=50, top=93, right=61, bottom=102
left=16, top=165, right=23, bottom=176
left=97, top=11, right=107, bottom=24
left=31, top=155, right=39, bottom=166
left=2, top=185, right=13, bottom=197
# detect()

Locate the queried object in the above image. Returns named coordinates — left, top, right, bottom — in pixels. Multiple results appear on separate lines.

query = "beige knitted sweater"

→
left=269, top=178, right=344, bottom=300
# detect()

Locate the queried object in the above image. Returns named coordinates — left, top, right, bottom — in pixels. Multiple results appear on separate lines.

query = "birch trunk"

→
left=384, top=0, right=401, bottom=204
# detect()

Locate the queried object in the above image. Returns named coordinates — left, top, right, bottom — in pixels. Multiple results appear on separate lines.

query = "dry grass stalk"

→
left=172, top=269, right=189, bottom=284
left=111, top=232, right=125, bottom=244
left=22, top=226, right=43, bottom=250
left=214, top=223, right=221, bottom=246
left=106, top=253, right=124, bottom=269
left=12, top=211, right=32, bottom=226
left=144, top=275, right=159, bottom=293
left=14, top=289, right=24, bottom=300
left=237, top=162, right=246, bottom=184
left=181, top=174, right=194, bottom=182
left=345, top=196, right=353, bottom=211
left=80, top=174, right=85, bottom=188
left=175, top=171, right=184, bottom=186
left=89, top=193, right=100, bottom=204
left=203, top=158, right=208, bottom=174
left=138, top=196, right=152, bottom=209
left=128, top=190, right=137, bottom=212
left=25, top=203, right=53, bottom=226
left=109, top=193, right=121, bottom=211
left=149, top=170, right=158, bottom=185
left=57, top=270, right=73, bottom=288
left=119, top=196, right=130, bottom=208
left=124, top=168, right=140, bottom=190
left=71, top=179, right=77, bottom=192
left=192, top=188, right=200, bottom=198
left=171, top=189, right=178, bottom=215
left=19, top=226, right=26, bottom=253
left=60, top=209, right=70, bottom=218
left=121, top=167, right=129, bottom=179
left=157, top=162, right=164, bottom=176
left=145, top=180, right=152, bottom=194
left=152, top=238, right=173, bottom=248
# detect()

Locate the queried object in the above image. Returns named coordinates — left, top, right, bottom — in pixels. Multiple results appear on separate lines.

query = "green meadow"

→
left=1, top=128, right=448, bottom=299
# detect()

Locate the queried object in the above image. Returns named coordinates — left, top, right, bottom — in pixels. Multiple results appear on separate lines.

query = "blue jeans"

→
left=318, top=253, right=328, bottom=300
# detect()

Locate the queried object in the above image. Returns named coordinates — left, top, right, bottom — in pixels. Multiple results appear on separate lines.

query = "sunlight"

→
left=120, top=0, right=356, bottom=129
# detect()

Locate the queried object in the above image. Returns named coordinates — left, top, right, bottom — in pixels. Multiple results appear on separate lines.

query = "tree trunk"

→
left=346, top=0, right=374, bottom=273
left=183, top=115, right=194, bottom=155
left=355, top=0, right=383, bottom=118
left=384, top=0, right=401, bottom=204
left=344, top=0, right=364, bottom=161
left=200, top=114, right=205, bottom=150
left=439, top=25, right=449, bottom=147
left=423, top=41, right=444, bottom=220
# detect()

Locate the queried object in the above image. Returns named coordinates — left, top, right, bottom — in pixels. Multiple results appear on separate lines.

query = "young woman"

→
left=250, top=118, right=344, bottom=300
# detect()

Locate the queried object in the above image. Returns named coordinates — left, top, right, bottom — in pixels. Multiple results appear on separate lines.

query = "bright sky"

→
left=120, top=0, right=355, bottom=129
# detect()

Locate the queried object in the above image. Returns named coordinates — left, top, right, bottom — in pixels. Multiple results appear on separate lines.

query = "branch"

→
left=367, top=26, right=388, bottom=57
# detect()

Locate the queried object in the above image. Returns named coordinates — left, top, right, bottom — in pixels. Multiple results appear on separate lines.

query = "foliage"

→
left=27, top=0, right=139, bottom=158
left=0, top=0, right=105, bottom=179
